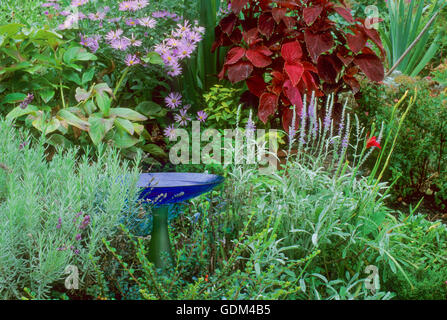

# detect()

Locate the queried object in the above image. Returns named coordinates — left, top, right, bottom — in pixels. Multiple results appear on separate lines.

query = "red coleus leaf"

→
left=343, top=74, right=360, bottom=94
left=333, top=6, right=354, bottom=23
left=302, top=71, right=320, bottom=93
left=220, top=13, right=238, bottom=36
left=284, top=62, right=304, bottom=86
left=231, top=0, right=249, bottom=14
left=246, top=74, right=267, bottom=97
left=243, top=28, right=261, bottom=46
left=336, top=46, right=354, bottom=66
left=281, top=88, right=302, bottom=132
left=283, top=79, right=303, bottom=110
left=303, top=5, right=323, bottom=25
left=258, top=92, right=279, bottom=123
left=258, top=13, right=275, bottom=39
left=282, top=16, right=297, bottom=30
left=317, top=55, right=339, bottom=84
left=246, top=48, right=272, bottom=68
left=272, top=7, right=287, bottom=23
left=304, top=30, right=334, bottom=62
left=225, top=46, right=246, bottom=65
left=281, top=41, right=303, bottom=62
left=346, top=27, right=368, bottom=53
left=366, top=136, right=381, bottom=149
left=363, top=26, right=386, bottom=58
left=354, top=53, right=384, bottom=82
left=227, top=61, right=254, bottom=83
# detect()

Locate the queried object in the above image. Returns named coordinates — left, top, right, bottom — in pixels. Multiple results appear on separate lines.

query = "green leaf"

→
left=135, top=101, right=162, bottom=116
left=1, top=93, right=27, bottom=104
left=58, top=109, right=90, bottom=131
left=142, top=144, right=167, bottom=158
left=114, top=118, right=135, bottom=135
left=95, top=92, right=111, bottom=116
left=46, top=134, right=74, bottom=148
left=142, top=52, right=164, bottom=65
left=63, top=71, right=82, bottom=85
left=75, top=87, right=91, bottom=102
left=111, top=127, right=139, bottom=149
left=32, top=116, right=60, bottom=134
left=63, top=47, right=97, bottom=64
left=82, top=68, right=95, bottom=85
left=6, top=105, right=38, bottom=120
left=88, top=116, right=107, bottom=145
left=0, top=23, right=23, bottom=37
left=110, top=108, right=147, bottom=121
left=39, top=89, right=55, bottom=103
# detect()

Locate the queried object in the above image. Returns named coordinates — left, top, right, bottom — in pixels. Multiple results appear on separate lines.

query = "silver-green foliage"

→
left=0, top=118, right=141, bottom=299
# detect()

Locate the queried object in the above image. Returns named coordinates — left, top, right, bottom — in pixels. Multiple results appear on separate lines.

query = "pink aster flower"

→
left=152, top=10, right=169, bottom=18
left=110, top=37, right=131, bottom=51
left=135, top=0, right=149, bottom=9
left=197, top=110, right=208, bottom=122
left=167, top=61, right=182, bottom=77
left=174, top=109, right=191, bottom=127
left=165, top=92, right=182, bottom=109
left=71, top=0, right=88, bottom=7
left=162, top=52, right=178, bottom=66
left=105, top=29, right=123, bottom=41
left=129, top=33, right=142, bottom=47
left=126, top=18, right=138, bottom=26
left=124, top=54, right=141, bottom=66
left=119, top=1, right=136, bottom=11
left=164, top=124, right=177, bottom=140
left=138, top=17, right=157, bottom=28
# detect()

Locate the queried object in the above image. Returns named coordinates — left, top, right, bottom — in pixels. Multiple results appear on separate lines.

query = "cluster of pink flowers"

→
left=163, top=92, right=208, bottom=138
left=119, top=0, right=149, bottom=12
left=154, top=21, right=205, bottom=77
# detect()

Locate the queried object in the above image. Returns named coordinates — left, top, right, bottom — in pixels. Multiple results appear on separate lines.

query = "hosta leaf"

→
left=75, top=87, right=91, bottom=102
left=95, top=92, right=111, bottom=116
left=114, top=118, right=135, bottom=135
left=110, top=108, right=147, bottom=121
left=133, top=123, right=144, bottom=135
left=6, top=105, right=38, bottom=120
left=135, top=101, right=162, bottom=116
left=111, top=128, right=139, bottom=149
left=82, top=68, right=95, bottom=85
left=32, top=117, right=60, bottom=134
left=39, top=89, right=55, bottom=103
left=47, top=134, right=74, bottom=148
left=88, top=116, right=107, bottom=145
left=58, top=109, right=90, bottom=131
left=142, top=144, right=167, bottom=158
left=1, top=93, right=27, bottom=104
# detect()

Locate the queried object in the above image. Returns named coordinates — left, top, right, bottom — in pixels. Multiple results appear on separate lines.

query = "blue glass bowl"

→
left=137, top=172, right=225, bottom=206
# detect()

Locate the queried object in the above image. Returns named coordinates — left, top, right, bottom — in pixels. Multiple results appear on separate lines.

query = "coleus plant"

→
left=213, top=0, right=385, bottom=131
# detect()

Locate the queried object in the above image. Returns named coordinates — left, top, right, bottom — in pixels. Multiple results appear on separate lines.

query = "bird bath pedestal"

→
left=137, top=173, right=224, bottom=269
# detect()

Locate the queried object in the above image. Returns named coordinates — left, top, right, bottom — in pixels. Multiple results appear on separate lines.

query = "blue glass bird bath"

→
left=137, top=173, right=224, bottom=269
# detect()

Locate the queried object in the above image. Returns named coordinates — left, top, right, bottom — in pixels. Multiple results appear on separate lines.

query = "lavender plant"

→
left=0, top=118, right=141, bottom=299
